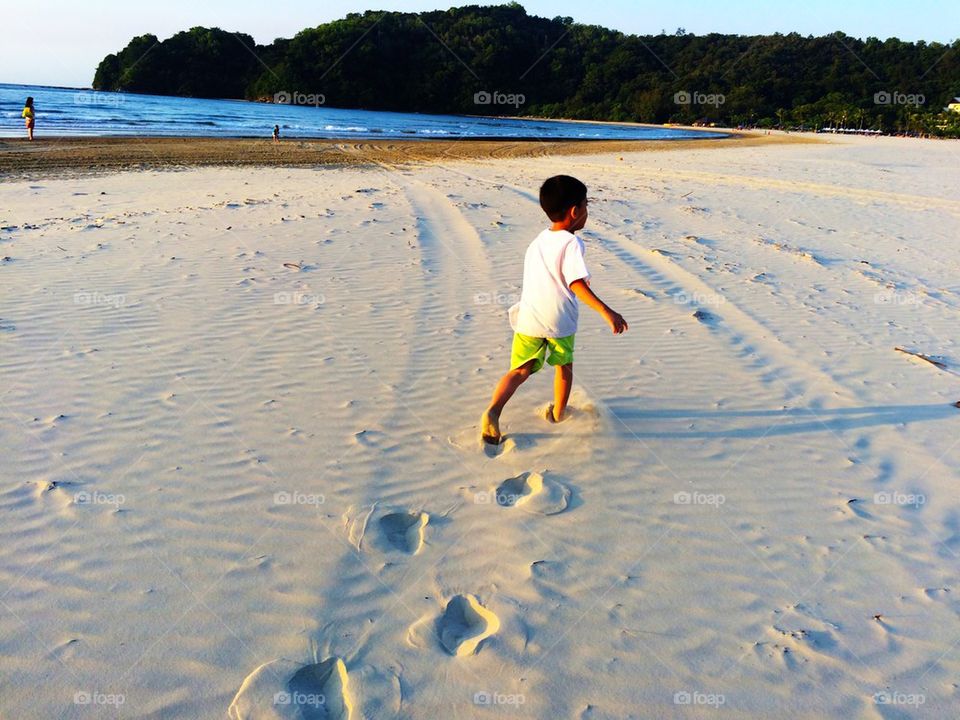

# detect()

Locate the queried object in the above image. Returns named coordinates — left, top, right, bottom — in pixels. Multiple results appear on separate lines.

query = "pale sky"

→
left=3, top=0, right=958, bottom=88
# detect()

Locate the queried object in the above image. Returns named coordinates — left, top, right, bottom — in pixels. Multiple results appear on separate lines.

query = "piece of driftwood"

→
left=894, top=347, right=948, bottom=369
left=283, top=262, right=302, bottom=270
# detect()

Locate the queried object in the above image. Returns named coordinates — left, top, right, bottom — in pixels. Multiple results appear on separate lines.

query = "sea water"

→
left=1, top=83, right=724, bottom=141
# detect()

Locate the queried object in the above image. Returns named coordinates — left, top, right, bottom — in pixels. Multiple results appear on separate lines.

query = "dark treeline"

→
left=92, top=3, right=960, bottom=135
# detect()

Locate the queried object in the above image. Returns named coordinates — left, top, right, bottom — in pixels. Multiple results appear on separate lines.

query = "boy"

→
left=480, top=175, right=628, bottom=445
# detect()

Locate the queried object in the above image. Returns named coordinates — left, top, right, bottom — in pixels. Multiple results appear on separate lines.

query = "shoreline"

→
left=0, top=131, right=814, bottom=179
left=465, top=112, right=732, bottom=133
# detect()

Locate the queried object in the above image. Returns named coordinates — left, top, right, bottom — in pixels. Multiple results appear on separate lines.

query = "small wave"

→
left=323, top=125, right=370, bottom=132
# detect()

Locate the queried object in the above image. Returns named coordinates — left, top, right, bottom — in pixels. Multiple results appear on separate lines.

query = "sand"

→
left=0, top=131, right=812, bottom=179
left=1, top=133, right=959, bottom=718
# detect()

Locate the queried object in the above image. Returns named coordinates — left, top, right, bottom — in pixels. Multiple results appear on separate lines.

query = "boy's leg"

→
left=481, top=359, right=536, bottom=443
left=542, top=335, right=575, bottom=423
left=552, top=363, right=573, bottom=421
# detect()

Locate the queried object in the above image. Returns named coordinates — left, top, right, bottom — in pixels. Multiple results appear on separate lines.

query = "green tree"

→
left=91, top=7, right=960, bottom=135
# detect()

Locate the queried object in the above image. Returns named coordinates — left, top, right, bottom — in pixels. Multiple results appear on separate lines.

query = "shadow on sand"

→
left=601, top=401, right=958, bottom=440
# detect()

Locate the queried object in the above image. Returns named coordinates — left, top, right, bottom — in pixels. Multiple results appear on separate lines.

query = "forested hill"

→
left=93, top=3, right=960, bottom=134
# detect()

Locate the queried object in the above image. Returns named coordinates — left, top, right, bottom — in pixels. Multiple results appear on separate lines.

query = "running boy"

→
left=481, top=175, right=628, bottom=444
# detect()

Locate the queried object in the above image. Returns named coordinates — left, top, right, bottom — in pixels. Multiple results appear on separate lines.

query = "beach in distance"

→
left=2, top=129, right=959, bottom=718
left=0, top=129, right=792, bottom=177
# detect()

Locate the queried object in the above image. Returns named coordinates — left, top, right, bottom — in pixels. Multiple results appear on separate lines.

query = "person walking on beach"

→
left=22, top=97, right=35, bottom=141
left=273, top=124, right=280, bottom=143
left=480, top=175, right=628, bottom=445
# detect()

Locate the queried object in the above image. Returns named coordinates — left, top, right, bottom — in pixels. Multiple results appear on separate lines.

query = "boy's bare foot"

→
left=481, top=409, right=502, bottom=445
left=542, top=404, right=566, bottom=423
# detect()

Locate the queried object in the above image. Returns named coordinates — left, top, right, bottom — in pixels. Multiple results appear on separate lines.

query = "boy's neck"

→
left=550, top=222, right=576, bottom=233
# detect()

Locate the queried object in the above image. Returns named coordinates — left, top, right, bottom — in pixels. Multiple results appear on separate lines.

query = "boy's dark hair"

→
left=25, top=97, right=34, bottom=107
left=539, top=175, right=587, bottom=222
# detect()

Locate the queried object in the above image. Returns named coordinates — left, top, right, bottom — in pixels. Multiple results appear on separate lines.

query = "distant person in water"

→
left=273, top=125, right=280, bottom=143
left=480, top=175, right=628, bottom=445
left=22, top=97, right=35, bottom=141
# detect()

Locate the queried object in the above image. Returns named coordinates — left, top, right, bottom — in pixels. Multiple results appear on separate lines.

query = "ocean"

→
left=1, top=83, right=723, bottom=141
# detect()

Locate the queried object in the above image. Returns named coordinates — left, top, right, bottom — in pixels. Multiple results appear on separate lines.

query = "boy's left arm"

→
left=570, top=280, right=628, bottom=334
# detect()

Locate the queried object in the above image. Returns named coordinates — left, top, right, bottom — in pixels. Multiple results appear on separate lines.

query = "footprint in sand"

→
left=494, top=471, right=571, bottom=515
left=480, top=434, right=531, bottom=457
left=379, top=511, right=428, bottom=554
left=229, top=656, right=354, bottom=720
left=447, top=426, right=533, bottom=457
left=436, top=594, right=500, bottom=657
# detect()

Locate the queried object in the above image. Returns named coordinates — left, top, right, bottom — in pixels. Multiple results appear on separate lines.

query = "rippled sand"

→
left=1, top=133, right=958, bottom=718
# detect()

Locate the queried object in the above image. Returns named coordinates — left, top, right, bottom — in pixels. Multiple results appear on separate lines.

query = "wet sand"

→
left=0, top=131, right=814, bottom=179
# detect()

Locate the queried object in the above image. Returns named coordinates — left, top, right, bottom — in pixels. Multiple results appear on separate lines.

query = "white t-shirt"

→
left=509, top=229, right=590, bottom=338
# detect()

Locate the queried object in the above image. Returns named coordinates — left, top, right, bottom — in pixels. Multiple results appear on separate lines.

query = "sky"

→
left=3, top=0, right=958, bottom=88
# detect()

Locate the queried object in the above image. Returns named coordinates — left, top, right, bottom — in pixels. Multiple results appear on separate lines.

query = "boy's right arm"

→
left=570, top=280, right=628, bottom=334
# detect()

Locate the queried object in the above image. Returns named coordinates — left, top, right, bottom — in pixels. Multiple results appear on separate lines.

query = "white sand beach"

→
left=2, top=134, right=959, bottom=718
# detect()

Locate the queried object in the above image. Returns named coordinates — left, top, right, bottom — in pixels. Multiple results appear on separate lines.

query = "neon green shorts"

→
left=510, top=332, right=575, bottom=373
